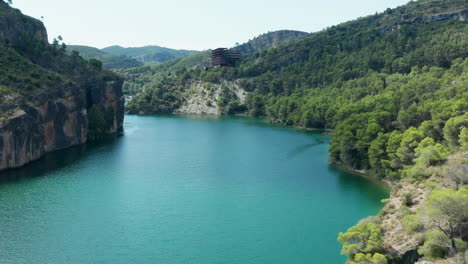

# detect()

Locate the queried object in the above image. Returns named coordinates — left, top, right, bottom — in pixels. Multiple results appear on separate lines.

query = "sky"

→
left=11, top=0, right=410, bottom=51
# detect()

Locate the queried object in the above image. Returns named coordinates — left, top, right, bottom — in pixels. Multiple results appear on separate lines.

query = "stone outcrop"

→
left=0, top=1, right=48, bottom=46
left=231, top=30, right=309, bottom=57
left=177, top=80, right=246, bottom=115
left=377, top=10, right=468, bottom=34
left=0, top=1, right=124, bottom=171
left=0, top=76, right=124, bottom=171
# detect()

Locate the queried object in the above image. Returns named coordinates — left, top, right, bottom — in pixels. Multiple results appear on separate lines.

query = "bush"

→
left=403, top=192, right=414, bottom=206
left=359, top=215, right=382, bottom=225
left=89, top=58, right=103, bottom=70
left=338, top=222, right=384, bottom=257
left=418, top=230, right=450, bottom=260
left=351, top=253, right=388, bottom=264
left=88, top=104, right=107, bottom=141
left=398, top=205, right=411, bottom=217
left=443, top=113, right=468, bottom=147
left=402, top=214, right=424, bottom=233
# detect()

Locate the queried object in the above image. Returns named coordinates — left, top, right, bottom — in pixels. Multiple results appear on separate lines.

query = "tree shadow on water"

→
left=329, top=164, right=389, bottom=201
left=286, top=140, right=326, bottom=160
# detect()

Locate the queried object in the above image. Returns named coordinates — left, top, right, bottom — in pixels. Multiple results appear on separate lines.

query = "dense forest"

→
left=121, top=0, right=468, bottom=262
left=230, top=30, right=309, bottom=57
left=113, top=30, right=311, bottom=98
left=101, top=45, right=199, bottom=65
left=113, top=51, right=212, bottom=97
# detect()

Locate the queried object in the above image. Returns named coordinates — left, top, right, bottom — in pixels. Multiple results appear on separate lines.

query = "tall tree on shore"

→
left=426, top=188, right=468, bottom=256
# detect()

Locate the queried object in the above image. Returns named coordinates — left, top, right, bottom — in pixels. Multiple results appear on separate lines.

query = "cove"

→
left=0, top=115, right=388, bottom=264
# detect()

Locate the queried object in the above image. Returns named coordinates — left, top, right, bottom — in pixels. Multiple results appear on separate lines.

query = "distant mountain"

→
left=231, top=30, right=309, bottom=56
left=157, top=30, right=310, bottom=70
left=67, top=45, right=142, bottom=69
left=116, top=30, right=310, bottom=96
left=113, top=51, right=211, bottom=96
left=101, top=45, right=199, bottom=65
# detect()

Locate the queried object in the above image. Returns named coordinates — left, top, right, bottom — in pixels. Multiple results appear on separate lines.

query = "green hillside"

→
left=67, top=45, right=142, bottom=69
left=232, top=30, right=309, bottom=56
left=116, top=30, right=312, bottom=97
left=102, top=45, right=199, bottom=65
left=113, top=51, right=211, bottom=96
left=126, top=1, right=468, bottom=262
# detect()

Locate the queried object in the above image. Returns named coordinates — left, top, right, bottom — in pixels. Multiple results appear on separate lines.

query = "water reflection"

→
left=286, top=140, right=326, bottom=159
left=330, top=164, right=389, bottom=201
left=0, top=139, right=118, bottom=184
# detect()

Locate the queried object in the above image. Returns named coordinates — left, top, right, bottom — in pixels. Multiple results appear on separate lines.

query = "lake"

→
left=0, top=115, right=388, bottom=264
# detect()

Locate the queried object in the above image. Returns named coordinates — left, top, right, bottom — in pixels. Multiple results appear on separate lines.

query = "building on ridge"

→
left=211, top=48, right=242, bottom=67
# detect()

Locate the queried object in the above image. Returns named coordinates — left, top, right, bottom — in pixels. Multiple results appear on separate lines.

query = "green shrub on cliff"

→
left=89, top=58, right=103, bottom=70
left=442, top=158, right=468, bottom=190
left=418, top=230, right=451, bottom=260
left=459, top=127, right=468, bottom=149
left=423, top=188, right=468, bottom=256
left=88, top=104, right=107, bottom=141
left=443, top=113, right=468, bottom=147
left=350, top=253, right=387, bottom=264
left=337, top=222, right=384, bottom=259
left=402, top=214, right=424, bottom=233
left=105, top=105, right=115, bottom=130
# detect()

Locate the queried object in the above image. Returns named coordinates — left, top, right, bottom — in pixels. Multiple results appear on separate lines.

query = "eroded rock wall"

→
left=0, top=78, right=124, bottom=171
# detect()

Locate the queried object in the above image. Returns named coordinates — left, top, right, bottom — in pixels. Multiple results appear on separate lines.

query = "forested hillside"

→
left=114, top=51, right=211, bottom=96
left=127, top=0, right=467, bottom=172
left=117, top=30, right=312, bottom=98
left=231, top=30, right=309, bottom=57
left=102, top=45, right=199, bottom=65
left=125, top=0, right=468, bottom=262
left=67, top=45, right=142, bottom=69
left=66, top=44, right=199, bottom=69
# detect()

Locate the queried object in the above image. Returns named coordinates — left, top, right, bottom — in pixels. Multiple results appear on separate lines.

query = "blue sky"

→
left=12, top=0, right=410, bottom=50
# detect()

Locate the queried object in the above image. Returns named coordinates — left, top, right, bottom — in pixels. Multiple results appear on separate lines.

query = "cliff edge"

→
left=0, top=1, right=124, bottom=171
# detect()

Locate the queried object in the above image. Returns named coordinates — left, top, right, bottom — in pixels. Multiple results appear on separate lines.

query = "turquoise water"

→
left=0, top=115, right=388, bottom=264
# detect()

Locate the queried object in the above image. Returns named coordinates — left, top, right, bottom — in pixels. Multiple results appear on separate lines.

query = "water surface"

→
left=0, top=115, right=388, bottom=264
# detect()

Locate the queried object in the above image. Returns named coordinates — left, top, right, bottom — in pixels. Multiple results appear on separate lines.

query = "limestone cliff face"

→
left=0, top=1, right=124, bottom=171
left=0, top=1, right=48, bottom=46
left=231, top=30, right=309, bottom=57
left=177, top=80, right=246, bottom=115
left=0, top=79, right=123, bottom=171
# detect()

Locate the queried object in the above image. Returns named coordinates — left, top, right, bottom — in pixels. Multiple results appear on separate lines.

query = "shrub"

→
left=89, top=58, right=103, bottom=70
left=402, top=214, right=424, bottom=233
left=351, top=253, right=388, bottom=264
left=403, top=192, right=414, bottom=206
left=418, top=230, right=450, bottom=260
left=398, top=205, right=411, bottom=217
left=338, top=222, right=384, bottom=257
left=87, top=104, right=107, bottom=141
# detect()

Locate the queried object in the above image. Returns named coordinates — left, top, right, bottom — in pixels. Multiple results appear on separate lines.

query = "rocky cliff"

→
left=0, top=1, right=124, bottom=171
left=231, top=30, right=309, bottom=57
left=177, top=80, right=246, bottom=115
left=0, top=2, right=48, bottom=46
